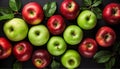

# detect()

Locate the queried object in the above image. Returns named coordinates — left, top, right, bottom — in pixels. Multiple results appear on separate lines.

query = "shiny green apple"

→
left=61, top=49, right=81, bottom=69
left=63, top=25, right=83, bottom=45
left=28, top=25, right=50, bottom=46
left=47, top=36, right=67, bottom=56
left=3, top=18, right=28, bottom=41
left=77, top=10, right=97, bottom=30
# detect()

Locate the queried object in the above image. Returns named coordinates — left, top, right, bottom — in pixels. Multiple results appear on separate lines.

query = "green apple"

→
left=28, top=25, right=49, bottom=46
left=61, top=49, right=81, bottom=69
left=3, top=18, right=28, bottom=41
left=63, top=25, right=83, bottom=45
left=47, top=36, right=67, bottom=56
left=77, top=10, right=97, bottom=30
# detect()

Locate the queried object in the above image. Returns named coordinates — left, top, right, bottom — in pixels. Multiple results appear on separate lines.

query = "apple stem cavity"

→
left=104, top=34, right=111, bottom=42
left=53, top=20, right=58, bottom=28
left=71, top=31, right=76, bottom=36
left=18, top=46, right=24, bottom=51
left=35, top=59, right=42, bottom=65
left=112, top=8, right=117, bottom=15
left=9, top=26, right=14, bottom=32
left=30, top=11, right=34, bottom=15
left=68, top=59, right=75, bottom=66
left=67, top=3, right=72, bottom=8
left=35, top=31, right=40, bottom=36
left=87, top=43, right=92, bottom=48
left=86, top=14, right=91, bottom=21
left=54, top=42, right=59, bottom=49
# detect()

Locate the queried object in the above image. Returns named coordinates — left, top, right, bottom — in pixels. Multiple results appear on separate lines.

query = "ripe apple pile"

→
left=0, top=0, right=119, bottom=69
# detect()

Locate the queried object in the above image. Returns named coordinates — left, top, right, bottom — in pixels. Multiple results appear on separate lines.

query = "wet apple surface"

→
left=0, top=0, right=120, bottom=69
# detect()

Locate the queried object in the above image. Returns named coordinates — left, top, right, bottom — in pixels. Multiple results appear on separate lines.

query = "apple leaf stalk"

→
left=94, top=41, right=120, bottom=69
left=81, top=0, right=102, bottom=19
left=0, top=0, right=22, bottom=21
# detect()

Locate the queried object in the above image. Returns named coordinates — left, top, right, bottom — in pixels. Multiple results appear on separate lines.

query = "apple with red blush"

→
left=96, top=26, right=116, bottom=47
left=78, top=38, right=98, bottom=58
left=47, top=15, right=66, bottom=35
left=0, top=37, right=12, bottom=59
left=60, top=0, right=80, bottom=20
left=13, top=41, right=33, bottom=62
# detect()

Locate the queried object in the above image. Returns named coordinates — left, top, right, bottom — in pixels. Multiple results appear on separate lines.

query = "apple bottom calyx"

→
left=67, top=57, right=77, bottom=67
left=34, top=58, right=44, bottom=68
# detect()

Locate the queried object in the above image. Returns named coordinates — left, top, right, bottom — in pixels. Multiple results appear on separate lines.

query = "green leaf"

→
left=13, top=61, right=22, bottom=69
left=92, top=0, right=102, bottom=7
left=97, top=55, right=112, bottom=63
left=105, top=57, right=115, bottom=69
left=94, top=50, right=112, bottom=63
left=9, top=0, right=21, bottom=11
left=51, top=60, right=61, bottom=69
left=92, top=7, right=102, bottom=19
left=0, top=8, right=14, bottom=21
left=83, top=0, right=92, bottom=6
left=43, top=1, right=57, bottom=17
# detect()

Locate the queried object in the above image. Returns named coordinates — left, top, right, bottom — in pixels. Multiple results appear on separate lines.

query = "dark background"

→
left=0, top=0, right=120, bottom=69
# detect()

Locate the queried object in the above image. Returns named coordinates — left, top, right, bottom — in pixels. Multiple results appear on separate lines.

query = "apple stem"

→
left=18, top=46, right=23, bottom=51
left=112, top=8, right=117, bottom=15
left=35, top=31, right=40, bottom=36
left=35, top=59, right=42, bottom=65
left=54, top=42, right=59, bottom=49
left=68, top=59, right=74, bottom=65
left=88, top=5, right=93, bottom=10
left=68, top=3, right=72, bottom=8
left=53, top=20, right=58, bottom=27
left=87, top=43, right=92, bottom=48
left=71, top=31, right=76, bottom=36
left=9, top=26, right=14, bottom=32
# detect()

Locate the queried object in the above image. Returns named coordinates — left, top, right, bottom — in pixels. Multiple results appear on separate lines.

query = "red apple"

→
left=47, top=15, right=66, bottom=35
left=32, top=49, right=51, bottom=69
left=96, top=26, right=116, bottom=47
left=0, top=37, right=12, bottom=59
left=60, top=0, right=79, bottom=20
left=78, top=38, right=97, bottom=58
left=102, top=3, right=120, bottom=24
left=13, top=41, right=33, bottom=62
left=22, top=2, right=44, bottom=25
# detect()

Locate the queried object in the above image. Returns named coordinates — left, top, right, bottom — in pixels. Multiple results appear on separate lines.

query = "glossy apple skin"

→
left=102, top=3, right=120, bottom=24
left=28, top=25, right=50, bottom=46
left=96, top=26, right=116, bottom=47
left=78, top=38, right=97, bottom=58
left=3, top=18, right=28, bottom=41
left=32, top=49, right=51, bottom=69
left=61, top=49, right=81, bottom=69
left=13, top=41, right=33, bottom=62
left=77, top=10, right=97, bottom=30
left=63, top=25, right=83, bottom=45
left=22, top=2, right=44, bottom=25
left=0, top=37, right=12, bottom=59
left=47, top=15, right=66, bottom=35
left=47, top=36, right=67, bottom=56
left=60, top=0, right=79, bottom=20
